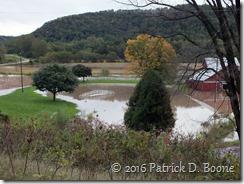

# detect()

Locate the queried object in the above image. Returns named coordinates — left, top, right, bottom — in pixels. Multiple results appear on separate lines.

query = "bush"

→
left=100, top=68, right=110, bottom=77
left=124, top=69, right=175, bottom=132
left=0, top=114, right=240, bottom=180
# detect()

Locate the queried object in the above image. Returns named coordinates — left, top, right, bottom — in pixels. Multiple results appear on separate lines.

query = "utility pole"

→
left=20, top=54, right=24, bottom=92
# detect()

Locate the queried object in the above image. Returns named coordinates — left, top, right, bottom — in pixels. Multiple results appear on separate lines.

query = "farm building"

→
left=186, top=57, right=239, bottom=91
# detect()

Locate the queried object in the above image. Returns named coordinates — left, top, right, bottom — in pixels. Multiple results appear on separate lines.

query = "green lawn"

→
left=83, top=79, right=139, bottom=84
left=4, top=54, right=20, bottom=63
left=0, top=87, right=79, bottom=118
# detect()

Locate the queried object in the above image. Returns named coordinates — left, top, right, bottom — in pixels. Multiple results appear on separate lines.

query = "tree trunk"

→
left=187, top=0, right=240, bottom=140
left=53, top=92, right=56, bottom=101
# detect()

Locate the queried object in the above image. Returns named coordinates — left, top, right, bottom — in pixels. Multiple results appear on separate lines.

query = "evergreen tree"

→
left=124, top=69, right=175, bottom=132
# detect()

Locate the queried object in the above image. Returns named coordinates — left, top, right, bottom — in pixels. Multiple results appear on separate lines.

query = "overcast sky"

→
left=0, top=0, right=210, bottom=36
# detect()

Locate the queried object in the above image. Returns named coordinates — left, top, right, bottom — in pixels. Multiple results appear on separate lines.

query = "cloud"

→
left=0, top=22, right=37, bottom=36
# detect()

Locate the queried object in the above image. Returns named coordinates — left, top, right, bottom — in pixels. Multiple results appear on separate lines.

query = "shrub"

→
left=100, top=68, right=110, bottom=77
left=124, top=69, right=175, bottom=132
left=0, top=115, right=240, bottom=180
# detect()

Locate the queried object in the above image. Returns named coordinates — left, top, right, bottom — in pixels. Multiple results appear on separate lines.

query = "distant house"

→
left=186, top=57, right=239, bottom=91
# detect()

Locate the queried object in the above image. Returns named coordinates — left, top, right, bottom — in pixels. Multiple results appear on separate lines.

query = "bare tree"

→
left=115, top=0, right=240, bottom=139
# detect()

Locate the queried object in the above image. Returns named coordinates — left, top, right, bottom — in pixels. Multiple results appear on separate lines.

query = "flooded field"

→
left=36, top=84, right=215, bottom=135
left=0, top=74, right=32, bottom=90
left=0, top=75, right=233, bottom=136
left=0, top=63, right=131, bottom=76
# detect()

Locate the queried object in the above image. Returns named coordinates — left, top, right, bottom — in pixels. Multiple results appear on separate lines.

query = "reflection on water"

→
left=174, top=106, right=213, bottom=135
left=187, top=90, right=232, bottom=114
left=58, top=84, right=214, bottom=135
left=80, top=90, right=115, bottom=99
left=66, top=84, right=135, bottom=102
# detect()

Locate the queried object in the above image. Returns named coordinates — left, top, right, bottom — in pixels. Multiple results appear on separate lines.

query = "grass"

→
left=4, top=54, right=20, bottom=63
left=0, top=87, right=79, bottom=118
left=0, top=71, right=33, bottom=76
left=82, top=79, right=139, bottom=84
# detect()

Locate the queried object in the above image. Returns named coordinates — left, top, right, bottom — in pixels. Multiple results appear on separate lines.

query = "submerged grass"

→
left=0, top=87, right=79, bottom=118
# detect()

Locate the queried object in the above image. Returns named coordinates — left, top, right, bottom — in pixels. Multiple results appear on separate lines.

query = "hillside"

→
left=32, top=8, right=207, bottom=43
left=0, top=36, right=14, bottom=44
left=31, top=7, right=210, bottom=58
left=5, top=4, right=231, bottom=62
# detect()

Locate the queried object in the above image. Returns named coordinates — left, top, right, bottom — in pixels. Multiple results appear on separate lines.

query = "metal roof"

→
left=189, top=57, right=239, bottom=81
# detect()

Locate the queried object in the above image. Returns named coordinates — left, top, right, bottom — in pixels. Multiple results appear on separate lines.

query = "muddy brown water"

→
left=0, top=75, right=32, bottom=89
left=36, top=83, right=215, bottom=136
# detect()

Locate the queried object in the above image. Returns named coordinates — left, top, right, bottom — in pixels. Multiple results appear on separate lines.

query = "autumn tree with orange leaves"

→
left=125, top=34, right=177, bottom=83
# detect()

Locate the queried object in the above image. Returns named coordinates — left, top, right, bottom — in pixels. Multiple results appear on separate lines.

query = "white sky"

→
left=0, top=0, right=123, bottom=36
left=0, top=0, right=234, bottom=36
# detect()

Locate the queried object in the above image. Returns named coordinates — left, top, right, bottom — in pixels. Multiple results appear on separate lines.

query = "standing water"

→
left=36, top=83, right=214, bottom=136
left=0, top=75, right=230, bottom=137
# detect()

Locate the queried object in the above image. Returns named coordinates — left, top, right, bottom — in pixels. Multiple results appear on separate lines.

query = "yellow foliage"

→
left=125, top=34, right=177, bottom=81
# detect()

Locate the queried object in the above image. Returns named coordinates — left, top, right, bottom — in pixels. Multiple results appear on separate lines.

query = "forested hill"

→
left=5, top=5, right=230, bottom=62
left=30, top=6, right=212, bottom=60
left=32, top=8, right=207, bottom=43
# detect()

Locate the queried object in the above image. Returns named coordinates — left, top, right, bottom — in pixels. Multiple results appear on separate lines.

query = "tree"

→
left=117, top=0, right=241, bottom=139
left=124, top=69, right=175, bottom=132
left=6, top=35, right=48, bottom=59
left=32, top=38, right=48, bottom=58
left=32, top=64, right=79, bottom=101
left=125, top=34, right=177, bottom=83
left=0, top=44, right=5, bottom=63
left=72, top=64, right=92, bottom=82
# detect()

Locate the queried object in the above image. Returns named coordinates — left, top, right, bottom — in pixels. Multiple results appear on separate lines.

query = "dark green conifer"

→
left=124, top=69, right=175, bottom=132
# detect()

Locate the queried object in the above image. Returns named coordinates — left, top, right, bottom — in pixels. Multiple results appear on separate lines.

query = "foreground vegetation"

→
left=0, top=112, right=240, bottom=180
left=0, top=87, right=79, bottom=118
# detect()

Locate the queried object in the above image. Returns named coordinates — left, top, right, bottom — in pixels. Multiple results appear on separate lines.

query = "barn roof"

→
left=189, top=57, right=239, bottom=81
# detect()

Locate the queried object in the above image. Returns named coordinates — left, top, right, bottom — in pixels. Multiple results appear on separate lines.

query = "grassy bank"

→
left=0, top=87, right=79, bottom=118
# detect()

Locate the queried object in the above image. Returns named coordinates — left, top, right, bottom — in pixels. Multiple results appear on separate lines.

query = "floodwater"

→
left=0, top=74, right=32, bottom=90
left=0, top=75, right=236, bottom=137
left=36, top=84, right=215, bottom=135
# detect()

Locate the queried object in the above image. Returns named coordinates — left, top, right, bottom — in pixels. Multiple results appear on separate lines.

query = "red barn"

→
left=186, top=57, right=239, bottom=91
